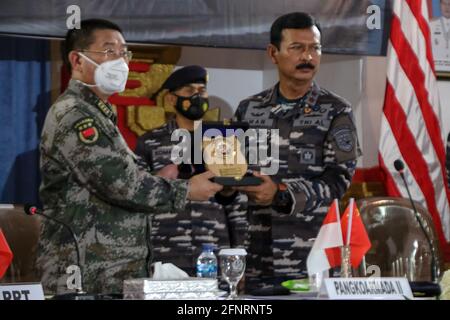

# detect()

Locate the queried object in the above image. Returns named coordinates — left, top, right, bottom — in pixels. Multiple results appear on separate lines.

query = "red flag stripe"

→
left=385, top=45, right=449, bottom=217
left=383, top=82, right=447, bottom=246
left=378, top=155, right=402, bottom=197
left=379, top=0, right=450, bottom=260
left=391, top=6, right=450, bottom=198
left=396, top=0, right=440, bottom=114
left=381, top=85, right=433, bottom=203
left=389, top=14, right=450, bottom=232
left=395, top=1, right=435, bottom=78
left=390, top=15, right=448, bottom=171
left=406, top=0, right=436, bottom=71
left=384, top=47, right=445, bottom=208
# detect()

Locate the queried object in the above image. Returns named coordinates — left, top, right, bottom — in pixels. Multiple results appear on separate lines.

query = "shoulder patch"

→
left=331, top=125, right=354, bottom=152
left=74, top=117, right=99, bottom=144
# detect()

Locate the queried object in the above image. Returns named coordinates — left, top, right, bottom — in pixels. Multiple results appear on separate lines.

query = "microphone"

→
left=393, top=159, right=404, bottom=172
left=393, top=160, right=439, bottom=284
left=24, top=204, right=85, bottom=295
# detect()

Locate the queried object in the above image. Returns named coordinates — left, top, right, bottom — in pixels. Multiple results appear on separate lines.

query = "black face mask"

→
left=174, top=93, right=209, bottom=120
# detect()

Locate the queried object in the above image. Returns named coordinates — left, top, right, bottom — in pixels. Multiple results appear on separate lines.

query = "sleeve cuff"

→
left=170, top=179, right=189, bottom=211
left=286, top=184, right=307, bottom=215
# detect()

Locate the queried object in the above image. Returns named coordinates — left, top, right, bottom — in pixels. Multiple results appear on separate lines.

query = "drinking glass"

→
left=219, top=248, right=247, bottom=299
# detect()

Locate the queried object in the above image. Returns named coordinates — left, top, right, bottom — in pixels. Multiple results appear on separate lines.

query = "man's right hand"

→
left=187, top=171, right=223, bottom=201
left=156, top=164, right=179, bottom=180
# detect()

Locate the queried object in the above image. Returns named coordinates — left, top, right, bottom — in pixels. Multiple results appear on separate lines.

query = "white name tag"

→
left=0, top=283, right=45, bottom=300
left=321, top=278, right=413, bottom=300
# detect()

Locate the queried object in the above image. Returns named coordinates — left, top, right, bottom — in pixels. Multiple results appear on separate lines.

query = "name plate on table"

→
left=321, top=278, right=413, bottom=300
left=123, top=278, right=223, bottom=300
left=0, top=283, right=45, bottom=300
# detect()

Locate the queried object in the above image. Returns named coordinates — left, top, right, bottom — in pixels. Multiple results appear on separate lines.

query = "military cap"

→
left=161, top=65, right=208, bottom=92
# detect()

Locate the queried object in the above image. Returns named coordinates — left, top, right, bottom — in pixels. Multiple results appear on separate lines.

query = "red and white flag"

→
left=378, top=0, right=450, bottom=260
left=0, top=228, right=13, bottom=279
left=307, top=199, right=343, bottom=275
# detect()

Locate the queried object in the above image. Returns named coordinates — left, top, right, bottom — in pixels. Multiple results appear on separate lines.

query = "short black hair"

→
left=62, top=18, right=123, bottom=73
left=270, top=12, right=322, bottom=49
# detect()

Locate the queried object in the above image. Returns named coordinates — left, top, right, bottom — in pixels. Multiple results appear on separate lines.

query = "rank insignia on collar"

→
left=74, top=117, right=99, bottom=144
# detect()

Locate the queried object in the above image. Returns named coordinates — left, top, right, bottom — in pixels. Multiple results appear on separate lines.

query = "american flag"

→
left=379, top=0, right=450, bottom=260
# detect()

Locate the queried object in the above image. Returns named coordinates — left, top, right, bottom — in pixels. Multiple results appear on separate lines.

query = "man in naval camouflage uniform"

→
left=38, top=20, right=222, bottom=295
left=135, top=66, right=248, bottom=276
left=234, top=12, right=361, bottom=291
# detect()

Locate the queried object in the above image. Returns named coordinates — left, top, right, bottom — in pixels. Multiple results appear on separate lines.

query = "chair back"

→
left=0, top=204, right=41, bottom=283
left=357, top=197, right=443, bottom=281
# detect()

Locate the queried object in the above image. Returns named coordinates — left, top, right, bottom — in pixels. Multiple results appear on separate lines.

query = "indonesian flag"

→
left=341, top=199, right=371, bottom=268
left=0, top=228, right=13, bottom=279
left=307, top=199, right=343, bottom=275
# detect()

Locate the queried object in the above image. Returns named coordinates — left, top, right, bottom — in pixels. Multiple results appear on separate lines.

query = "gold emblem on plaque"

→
left=203, top=135, right=247, bottom=180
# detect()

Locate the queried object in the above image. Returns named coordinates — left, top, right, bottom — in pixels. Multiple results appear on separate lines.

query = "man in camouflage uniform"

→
left=38, top=20, right=222, bottom=295
left=234, top=12, right=361, bottom=291
left=135, top=66, right=248, bottom=276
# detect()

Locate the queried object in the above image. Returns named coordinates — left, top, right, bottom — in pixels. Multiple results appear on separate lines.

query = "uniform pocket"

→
left=288, top=143, right=323, bottom=173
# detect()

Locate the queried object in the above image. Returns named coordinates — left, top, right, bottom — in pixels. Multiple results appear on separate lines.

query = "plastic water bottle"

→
left=196, top=244, right=218, bottom=278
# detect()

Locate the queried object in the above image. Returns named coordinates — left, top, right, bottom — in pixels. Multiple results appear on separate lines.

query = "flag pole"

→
left=346, top=198, right=354, bottom=246
left=341, top=198, right=354, bottom=278
left=335, top=198, right=341, bottom=226
left=335, top=198, right=343, bottom=246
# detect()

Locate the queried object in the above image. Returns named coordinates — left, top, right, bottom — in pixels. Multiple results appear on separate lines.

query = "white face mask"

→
left=78, top=52, right=129, bottom=95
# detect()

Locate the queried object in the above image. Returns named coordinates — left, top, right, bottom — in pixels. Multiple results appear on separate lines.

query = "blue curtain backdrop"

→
left=0, top=36, right=51, bottom=205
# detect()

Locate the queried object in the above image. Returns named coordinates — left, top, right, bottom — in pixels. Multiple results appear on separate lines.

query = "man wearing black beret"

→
left=135, top=66, right=249, bottom=276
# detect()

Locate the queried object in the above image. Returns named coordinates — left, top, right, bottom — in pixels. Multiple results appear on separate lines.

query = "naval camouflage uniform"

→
left=38, top=80, right=188, bottom=294
left=234, top=82, right=361, bottom=291
left=135, top=119, right=249, bottom=276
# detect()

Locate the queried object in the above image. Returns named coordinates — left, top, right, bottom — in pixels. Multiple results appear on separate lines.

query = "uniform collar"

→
left=166, top=117, right=179, bottom=132
left=262, top=81, right=321, bottom=108
left=68, top=79, right=117, bottom=124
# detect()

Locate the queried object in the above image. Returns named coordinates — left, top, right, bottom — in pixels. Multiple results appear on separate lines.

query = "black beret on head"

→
left=161, top=65, right=208, bottom=92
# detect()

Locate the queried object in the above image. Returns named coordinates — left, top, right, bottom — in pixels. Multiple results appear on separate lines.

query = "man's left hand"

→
left=234, top=171, right=277, bottom=206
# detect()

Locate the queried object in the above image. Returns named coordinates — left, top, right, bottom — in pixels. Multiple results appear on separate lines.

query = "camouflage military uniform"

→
left=135, top=120, right=249, bottom=276
left=234, top=82, right=361, bottom=290
left=38, top=80, right=189, bottom=294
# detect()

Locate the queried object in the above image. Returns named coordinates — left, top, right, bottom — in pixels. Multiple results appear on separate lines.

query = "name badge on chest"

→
left=243, top=103, right=274, bottom=128
left=152, top=146, right=173, bottom=162
left=292, top=104, right=332, bottom=129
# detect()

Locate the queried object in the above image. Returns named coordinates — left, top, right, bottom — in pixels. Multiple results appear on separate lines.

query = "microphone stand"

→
left=26, top=205, right=86, bottom=296
left=26, top=206, right=123, bottom=299
left=397, top=172, right=439, bottom=283
left=39, top=211, right=86, bottom=295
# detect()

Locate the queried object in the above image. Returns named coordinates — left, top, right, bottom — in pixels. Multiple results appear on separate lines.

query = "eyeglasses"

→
left=287, top=44, right=322, bottom=55
left=79, top=48, right=133, bottom=60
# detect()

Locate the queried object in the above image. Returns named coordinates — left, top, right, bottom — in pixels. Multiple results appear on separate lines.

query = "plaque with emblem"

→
left=201, top=121, right=262, bottom=186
